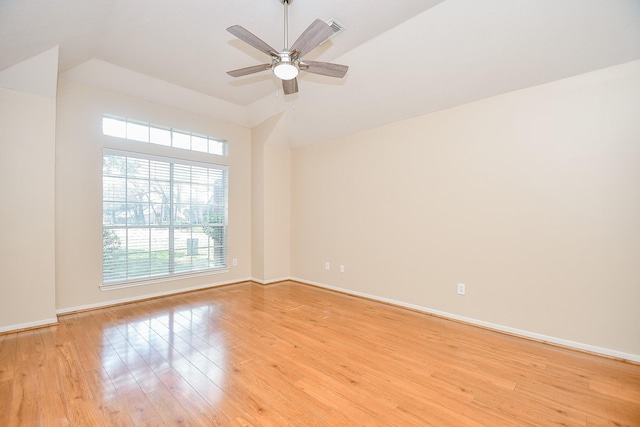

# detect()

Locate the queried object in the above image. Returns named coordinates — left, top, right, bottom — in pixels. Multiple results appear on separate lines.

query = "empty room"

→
left=1, top=0, right=639, bottom=425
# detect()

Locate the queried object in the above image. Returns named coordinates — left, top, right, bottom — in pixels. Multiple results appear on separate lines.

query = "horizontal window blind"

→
left=102, top=150, right=228, bottom=285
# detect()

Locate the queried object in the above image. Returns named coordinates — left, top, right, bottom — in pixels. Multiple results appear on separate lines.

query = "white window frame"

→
left=102, top=115, right=228, bottom=156
left=102, top=148, right=229, bottom=290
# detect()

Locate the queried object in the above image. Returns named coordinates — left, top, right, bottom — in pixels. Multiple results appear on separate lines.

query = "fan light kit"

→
left=226, top=0, right=348, bottom=95
left=273, top=55, right=299, bottom=80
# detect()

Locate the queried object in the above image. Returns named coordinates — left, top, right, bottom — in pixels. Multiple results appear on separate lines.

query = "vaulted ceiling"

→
left=2, top=0, right=639, bottom=146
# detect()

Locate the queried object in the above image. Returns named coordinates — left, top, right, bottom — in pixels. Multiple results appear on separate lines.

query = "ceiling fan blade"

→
left=227, top=25, right=278, bottom=57
left=301, top=60, right=348, bottom=78
left=227, top=64, right=272, bottom=77
left=282, top=78, right=298, bottom=95
left=290, top=19, right=334, bottom=58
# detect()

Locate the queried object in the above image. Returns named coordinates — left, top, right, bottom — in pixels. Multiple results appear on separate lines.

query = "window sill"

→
left=100, top=268, right=230, bottom=291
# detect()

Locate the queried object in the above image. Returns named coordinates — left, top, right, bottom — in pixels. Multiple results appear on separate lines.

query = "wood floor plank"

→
left=92, top=331, right=165, bottom=426
left=3, top=281, right=639, bottom=426
left=56, top=337, right=105, bottom=426
left=64, top=312, right=139, bottom=426
left=34, top=328, right=70, bottom=426
left=155, top=366, right=231, bottom=426
left=83, top=365, right=137, bottom=427
left=145, top=384, right=201, bottom=426
left=118, top=390, right=165, bottom=427
left=516, top=371, right=640, bottom=425
left=589, top=376, right=640, bottom=404
left=10, top=331, right=40, bottom=426
left=0, top=332, right=17, bottom=381
left=293, top=376, right=386, bottom=426
left=126, top=315, right=237, bottom=423
left=0, top=379, right=13, bottom=426
left=240, top=356, right=333, bottom=423
left=471, top=387, right=587, bottom=426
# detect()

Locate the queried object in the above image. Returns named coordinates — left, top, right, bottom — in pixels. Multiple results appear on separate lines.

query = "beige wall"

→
left=291, top=61, right=640, bottom=357
left=263, top=143, right=291, bottom=281
left=55, top=80, right=252, bottom=312
left=251, top=114, right=291, bottom=283
left=0, top=87, right=57, bottom=330
left=251, top=132, right=265, bottom=281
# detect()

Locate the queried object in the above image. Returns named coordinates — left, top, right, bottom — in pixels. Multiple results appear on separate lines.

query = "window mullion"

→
left=148, top=163, right=152, bottom=277
left=169, top=163, right=175, bottom=274
left=125, top=161, right=129, bottom=279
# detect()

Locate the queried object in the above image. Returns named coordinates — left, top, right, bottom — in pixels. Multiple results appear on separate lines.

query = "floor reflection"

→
left=97, top=301, right=228, bottom=408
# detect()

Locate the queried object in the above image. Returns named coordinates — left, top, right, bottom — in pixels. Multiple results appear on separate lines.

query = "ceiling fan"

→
left=226, top=0, right=349, bottom=95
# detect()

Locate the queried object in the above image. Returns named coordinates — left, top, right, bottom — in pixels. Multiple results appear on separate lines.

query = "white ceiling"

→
left=1, top=0, right=639, bottom=146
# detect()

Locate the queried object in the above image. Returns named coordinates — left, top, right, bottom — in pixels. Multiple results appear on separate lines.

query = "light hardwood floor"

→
left=0, top=281, right=638, bottom=426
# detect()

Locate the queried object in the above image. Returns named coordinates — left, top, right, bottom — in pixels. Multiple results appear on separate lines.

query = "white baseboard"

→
left=0, top=317, right=58, bottom=334
left=56, top=276, right=252, bottom=315
left=251, top=277, right=290, bottom=285
left=290, top=277, right=640, bottom=364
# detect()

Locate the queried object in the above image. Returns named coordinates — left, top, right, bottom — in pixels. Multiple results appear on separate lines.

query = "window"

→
left=102, top=115, right=227, bottom=156
left=102, top=149, right=228, bottom=286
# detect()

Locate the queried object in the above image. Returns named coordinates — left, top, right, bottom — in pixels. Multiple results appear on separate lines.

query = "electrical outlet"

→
left=325, top=262, right=330, bottom=271
left=457, top=283, right=466, bottom=295
left=339, top=265, right=345, bottom=273
left=232, top=258, right=238, bottom=266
